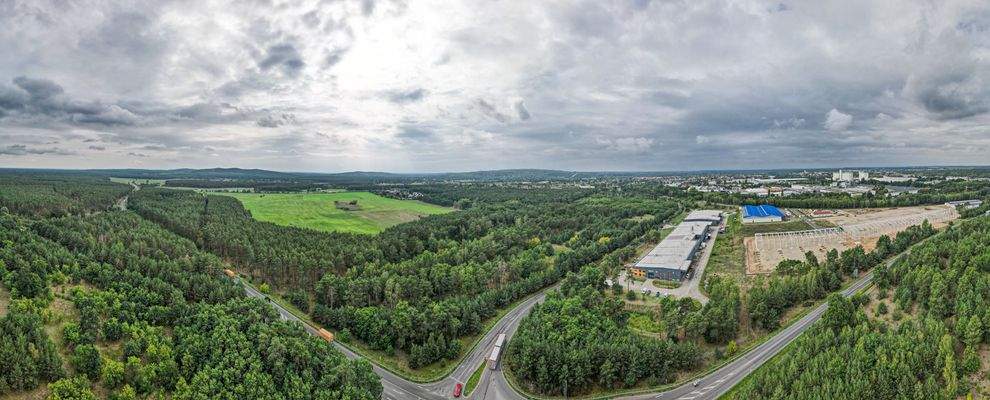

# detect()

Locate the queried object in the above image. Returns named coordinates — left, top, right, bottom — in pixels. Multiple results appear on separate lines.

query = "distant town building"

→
left=741, top=204, right=784, bottom=223
left=874, top=176, right=915, bottom=183
left=946, top=199, right=983, bottom=209
left=832, top=170, right=870, bottom=183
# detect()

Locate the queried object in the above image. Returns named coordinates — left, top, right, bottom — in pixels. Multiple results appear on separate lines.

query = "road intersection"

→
left=242, top=238, right=896, bottom=400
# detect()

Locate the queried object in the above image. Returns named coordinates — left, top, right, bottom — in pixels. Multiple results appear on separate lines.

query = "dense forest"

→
left=506, top=258, right=741, bottom=396
left=128, top=188, right=375, bottom=290
left=0, top=176, right=382, bottom=399
left=4, top=169, right=983, bottom=399
left=368, top=183, right=594, bottom=208
left=128, top=187, right=683, bottom=367
left=731, top=215, right=990, bottom=399
left=0, top=174, right=131, bottom=217
left=163, top=179, right=333, bottom=192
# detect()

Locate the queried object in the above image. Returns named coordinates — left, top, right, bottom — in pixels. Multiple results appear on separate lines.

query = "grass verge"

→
left=464, top=362, right=486, bottom=397
left=737, top=219, right=813, bottom=236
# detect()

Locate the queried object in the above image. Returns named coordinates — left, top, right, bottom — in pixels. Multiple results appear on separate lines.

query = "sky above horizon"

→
left=1, top=0, right=989, bottom=173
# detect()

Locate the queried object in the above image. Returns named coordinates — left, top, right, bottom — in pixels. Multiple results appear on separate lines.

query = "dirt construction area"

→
left=746, top=205, right=959, bottom=274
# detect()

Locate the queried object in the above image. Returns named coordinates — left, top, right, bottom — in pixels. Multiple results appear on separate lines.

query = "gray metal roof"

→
left=683, top=209, right=723, bottom=223
left=634, top=220, right=709, bottom=272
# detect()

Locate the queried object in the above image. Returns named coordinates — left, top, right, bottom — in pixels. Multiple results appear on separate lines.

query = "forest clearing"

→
left=224, top=191, right=452, bottom=234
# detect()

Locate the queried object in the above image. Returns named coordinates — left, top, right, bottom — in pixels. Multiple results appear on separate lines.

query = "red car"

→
left=453, top=383, right=462, bottom=397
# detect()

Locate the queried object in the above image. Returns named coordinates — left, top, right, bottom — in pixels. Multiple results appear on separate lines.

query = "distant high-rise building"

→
left=832, top=170, right=869, bottom=183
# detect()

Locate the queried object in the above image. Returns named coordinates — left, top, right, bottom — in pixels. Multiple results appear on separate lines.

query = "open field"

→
left=704, top=214, right=746, bottom=286
left=737, top=219, right=812, bottom=236
left=746, top=205, right=958, bottom=274
left=224, top=191, right=452, bottom=234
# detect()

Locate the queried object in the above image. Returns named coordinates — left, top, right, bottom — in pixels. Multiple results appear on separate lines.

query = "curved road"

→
left=243, top=250, right=895, bottom=400
left=242, top=280, right=553, bottom=400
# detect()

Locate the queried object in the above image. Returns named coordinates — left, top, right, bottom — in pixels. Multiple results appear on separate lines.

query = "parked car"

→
left=453, top=383, right=463, bottom=397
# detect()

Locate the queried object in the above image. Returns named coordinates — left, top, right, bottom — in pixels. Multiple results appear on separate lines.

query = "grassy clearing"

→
left=651, top=280, right=681, bottom=289
left=224, top=191, right=452, bottom=235
left=704, top=217, right=746, bottom=286
left=813, top=219, right=837, bottom=228
left=628, top=312, right=665, bottom=334
left=464, top=362, right=486, bottom=396
left=737, top=219, right=813, bottom=236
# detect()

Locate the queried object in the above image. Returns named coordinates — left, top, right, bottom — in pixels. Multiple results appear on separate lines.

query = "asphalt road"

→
left=241, top=243, right=891, bottom=400
left=242, top=278, right=554, bottom=400
left=613, top=268, right=876, bottom=400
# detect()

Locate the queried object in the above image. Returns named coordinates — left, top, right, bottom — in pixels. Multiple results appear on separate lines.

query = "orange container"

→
left=317, top=328, right=335, bottom=342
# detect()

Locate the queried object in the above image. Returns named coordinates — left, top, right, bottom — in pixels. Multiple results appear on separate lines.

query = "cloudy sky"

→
left=1, top=0, right=989, bottom=172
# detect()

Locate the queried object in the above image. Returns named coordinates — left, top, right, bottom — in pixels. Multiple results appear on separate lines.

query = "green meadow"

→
left=224, top=191, right=452, bottom=234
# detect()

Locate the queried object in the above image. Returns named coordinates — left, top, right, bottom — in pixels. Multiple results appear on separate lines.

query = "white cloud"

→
left=0, top=0, right=989, bottom=171
left=823, top=109, right=853, bottom=132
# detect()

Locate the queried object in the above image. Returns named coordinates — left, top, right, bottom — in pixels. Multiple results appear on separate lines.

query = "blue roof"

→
left=742, top=204, right=784, bottom=218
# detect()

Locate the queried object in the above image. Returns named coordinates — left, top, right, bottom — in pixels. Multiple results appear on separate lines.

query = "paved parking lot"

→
left=615, top=221, right=722, bottom=304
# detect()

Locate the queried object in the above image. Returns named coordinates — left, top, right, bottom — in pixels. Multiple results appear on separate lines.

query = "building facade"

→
left=741, top=204, right=784, bottom=223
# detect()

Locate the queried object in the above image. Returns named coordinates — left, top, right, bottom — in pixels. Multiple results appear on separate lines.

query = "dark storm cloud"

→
left=301, top=10, right=321, bottom=28
left=0, top=144, right=74, bottom=156
left=387, top=88, right=427, bottom=104
left=258, top=43, right=306, bottom=77
left=323, top=48, right=348, bottom=67
left=13, top=76, right=63, bottom=99
left=514, top=100, right=531, bottom=120
left=474, top=98, right=510, bottom=123
left=257, top=112, right=298, bottom=128
left=395, top=125, right=437, bottom=141
left=0, top=77, right=122, bottom=125
left=361, top=0, right=376, bottom=16
left=140, top=144, right=170, bottom=151
left=214, top=74, right=277, bottom=99
left=0, top=76, right=275, bottom=131
left=914, top=73, right=988, bottom=120
left=0, top=85, right=29, bottom=110
left=647, top=90, right=690, bottom=108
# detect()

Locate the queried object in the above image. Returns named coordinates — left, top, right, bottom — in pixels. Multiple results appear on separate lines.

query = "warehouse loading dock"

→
left=627, top=210, right=722, bottom=282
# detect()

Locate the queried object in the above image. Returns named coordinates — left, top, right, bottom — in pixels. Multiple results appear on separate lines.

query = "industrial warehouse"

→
left=741, top=204, right=785, bottom=223
left=629, top=210, right=722, bottom=281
